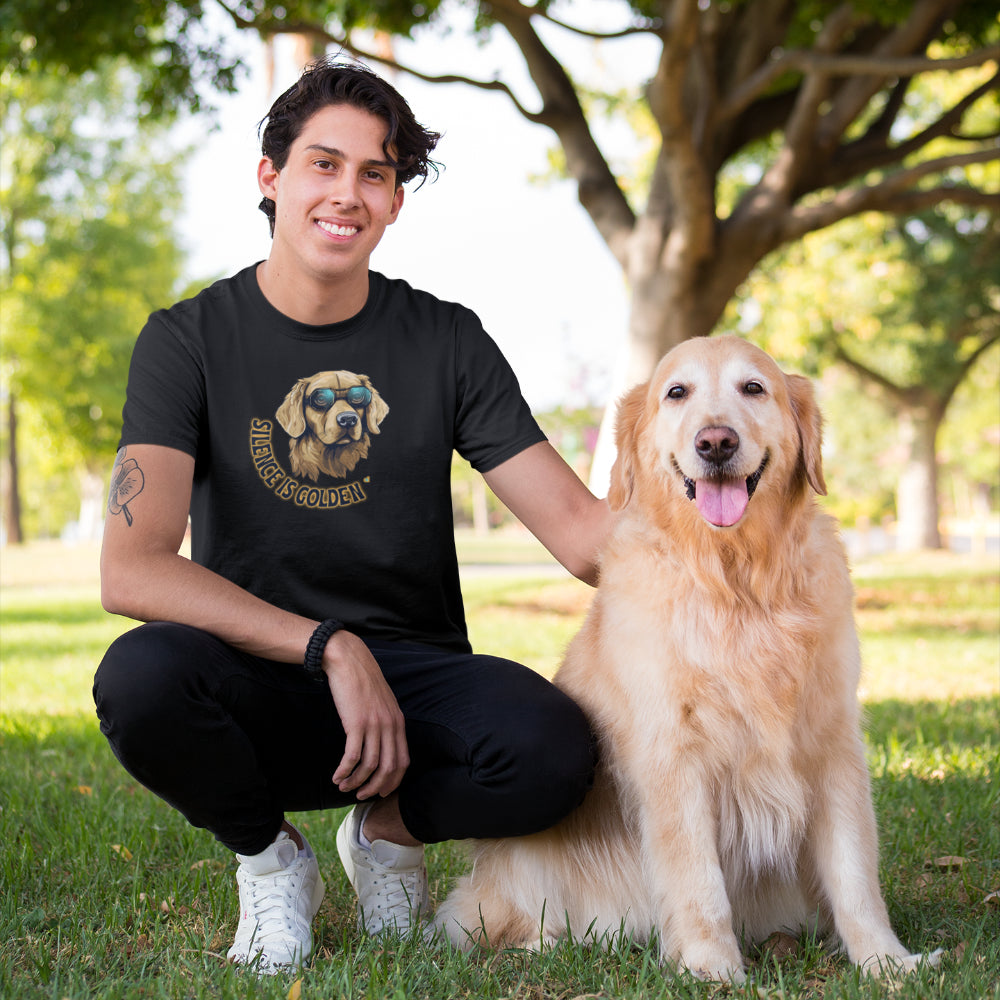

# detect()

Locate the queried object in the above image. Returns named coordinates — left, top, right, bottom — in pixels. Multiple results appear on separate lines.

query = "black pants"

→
left=93, top=622, right=596, bottom=856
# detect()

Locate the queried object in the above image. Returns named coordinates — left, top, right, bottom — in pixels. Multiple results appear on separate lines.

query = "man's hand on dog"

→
left=322, top=630, right=409, bottom=800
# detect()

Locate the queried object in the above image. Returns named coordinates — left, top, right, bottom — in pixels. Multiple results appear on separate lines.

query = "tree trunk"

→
left=4, top=393, right=23, bottom=545
left=589, top=245, right=740, bottom=494
left=895, top=404, right=943, bottom=552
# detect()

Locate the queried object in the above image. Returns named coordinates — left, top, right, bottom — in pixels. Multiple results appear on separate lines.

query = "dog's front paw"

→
left=861, top=948, right=944, bottom=976
left=673, top=944, right=746, bottom=984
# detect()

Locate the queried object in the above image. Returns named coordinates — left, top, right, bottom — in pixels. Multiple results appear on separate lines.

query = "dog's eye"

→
left=666, top=385, right=687, bottom=400
left=744, top=381, right=765, bottom=396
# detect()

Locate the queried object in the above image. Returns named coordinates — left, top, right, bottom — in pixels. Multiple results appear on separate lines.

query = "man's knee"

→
left=485, top=685, right=598, bottom=826
left=93, top=622, right=215, bottom=751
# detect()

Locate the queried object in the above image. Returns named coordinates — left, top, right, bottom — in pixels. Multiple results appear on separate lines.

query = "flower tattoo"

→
left=108, top=449, right=145, bottom=527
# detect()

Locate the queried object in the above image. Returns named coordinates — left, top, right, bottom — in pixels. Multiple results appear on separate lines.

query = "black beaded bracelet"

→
left=303, top=618, right=344, bottom=676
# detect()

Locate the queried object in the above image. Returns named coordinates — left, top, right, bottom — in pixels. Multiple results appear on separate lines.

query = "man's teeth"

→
left=318, top=221, right=358, bottom=237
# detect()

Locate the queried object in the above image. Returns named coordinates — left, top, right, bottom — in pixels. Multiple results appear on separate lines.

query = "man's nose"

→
left=328, top=173, right=361, bottom=207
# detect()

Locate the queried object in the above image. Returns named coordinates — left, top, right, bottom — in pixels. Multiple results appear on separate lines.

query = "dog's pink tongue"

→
left=696, top=479, right=749, bottom=527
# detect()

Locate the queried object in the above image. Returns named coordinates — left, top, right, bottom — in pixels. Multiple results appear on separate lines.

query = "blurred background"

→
left=2, top=0, right=998, bottom=558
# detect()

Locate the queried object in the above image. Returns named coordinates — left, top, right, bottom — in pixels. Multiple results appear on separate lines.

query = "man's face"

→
left=257, top=102, right=405, bottom=287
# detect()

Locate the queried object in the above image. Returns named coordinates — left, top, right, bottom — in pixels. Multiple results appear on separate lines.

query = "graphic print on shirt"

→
left=248, top=370, right=389, bottom=510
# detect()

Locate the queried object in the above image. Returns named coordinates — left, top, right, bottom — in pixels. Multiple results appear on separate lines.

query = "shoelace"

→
left=246, top=864, right=305, bottom=935
left=362, top=863, right=423, bottom=920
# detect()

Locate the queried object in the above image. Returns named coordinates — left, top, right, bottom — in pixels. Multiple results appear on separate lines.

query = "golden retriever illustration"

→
left=275, top=371, right=389, bottom=481
left=434, top=337, right=940, bottom=982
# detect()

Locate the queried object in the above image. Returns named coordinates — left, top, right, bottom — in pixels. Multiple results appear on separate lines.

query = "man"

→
left=94, top=59, right=610, bottom=974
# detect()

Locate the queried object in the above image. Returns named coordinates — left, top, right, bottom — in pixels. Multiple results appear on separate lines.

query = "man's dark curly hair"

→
left=258, top=59, right=442, bottom=235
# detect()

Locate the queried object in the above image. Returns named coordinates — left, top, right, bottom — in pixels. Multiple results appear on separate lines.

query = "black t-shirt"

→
left=120, top=265, right=546, bottom=652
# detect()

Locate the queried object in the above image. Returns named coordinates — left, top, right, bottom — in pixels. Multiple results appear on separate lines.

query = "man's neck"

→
left=255, top=260, right=370, bottom=326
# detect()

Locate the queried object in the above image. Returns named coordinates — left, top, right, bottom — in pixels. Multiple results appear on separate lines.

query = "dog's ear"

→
left=275, top=379, right=309, bottom=439
left=786, top=373, right=826, bottom=497
left=360, top=376, right=389, bottom=434
left=608, top=382, right=648, bottom=511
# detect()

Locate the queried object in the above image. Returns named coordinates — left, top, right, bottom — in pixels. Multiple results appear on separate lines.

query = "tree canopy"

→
left=725, top=204, right=998, bottom=547
left=6, top=1, right=997, bottom=383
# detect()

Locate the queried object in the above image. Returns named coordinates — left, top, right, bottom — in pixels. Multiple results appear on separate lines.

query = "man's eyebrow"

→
left=304, top=144, right=394, bottom=169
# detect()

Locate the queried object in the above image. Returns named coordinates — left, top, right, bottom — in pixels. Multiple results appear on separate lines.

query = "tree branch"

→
left=782, top=148, right=1000, bottom=243
left=798, top=44, right=1000, bottom=78
left=818, top=0, right=960, bottom=148
left=484, top=0, right=637, bottom=262
left=213, top=0, right=551, bottom=121
left=774, top=4, right=859, bottom=196
left=648, top=0, right=716, bottom=257
left=719, top=31, right=998, bottom=123
left=939, top=329, right=1000, bottom=411
left=812, top=70, right=1000, bottom=193
left=525, top=6, right=663, bottom=40
left=832, top=338, right=909, bottom=401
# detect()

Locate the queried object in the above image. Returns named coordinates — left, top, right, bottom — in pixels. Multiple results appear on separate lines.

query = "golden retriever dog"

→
left=434, top=336, right=940, bottom=982
left=275, top=370, right=389, bottom=481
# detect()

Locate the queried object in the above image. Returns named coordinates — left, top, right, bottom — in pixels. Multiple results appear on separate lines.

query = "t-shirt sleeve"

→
left=452, top=313, right=546, bottom=474
left=119, top=309, right=205, bottom=457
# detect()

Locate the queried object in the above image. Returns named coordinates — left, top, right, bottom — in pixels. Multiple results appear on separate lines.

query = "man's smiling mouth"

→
left=317, top=221, right=359, bottom=237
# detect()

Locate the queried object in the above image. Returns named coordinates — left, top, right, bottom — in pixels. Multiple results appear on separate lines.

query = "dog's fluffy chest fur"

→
left=560, top=517, right=844, bottom=881
left=577, top=513, right=837, bottom=722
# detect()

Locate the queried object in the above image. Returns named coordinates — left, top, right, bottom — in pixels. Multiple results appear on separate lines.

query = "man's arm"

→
left=100, top=443, right=407, bottom=799
left=483, top=441, right=612, bottom=587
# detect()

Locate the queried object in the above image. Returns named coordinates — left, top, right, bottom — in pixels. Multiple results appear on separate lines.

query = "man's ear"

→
left=258, top=157, right=279, bottom=200
left=388, top=184, right=404, bottom=225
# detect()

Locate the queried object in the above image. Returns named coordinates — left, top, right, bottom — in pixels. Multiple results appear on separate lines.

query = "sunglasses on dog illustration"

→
left=276, top=371, right=389, bottom=482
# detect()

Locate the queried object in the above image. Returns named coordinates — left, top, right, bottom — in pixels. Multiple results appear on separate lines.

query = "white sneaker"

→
left=336, top=804, right=428, bottom=935
left=227, top=828, right=325, bottom=974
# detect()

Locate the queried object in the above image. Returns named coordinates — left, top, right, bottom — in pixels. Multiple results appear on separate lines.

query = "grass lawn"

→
left=1, top=541, right=997, bottom=999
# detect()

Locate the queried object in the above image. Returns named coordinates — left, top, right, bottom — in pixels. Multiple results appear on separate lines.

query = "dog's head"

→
left=609, top=337, right=825, bottom=527
left=275, top=370, right=389, bottom=449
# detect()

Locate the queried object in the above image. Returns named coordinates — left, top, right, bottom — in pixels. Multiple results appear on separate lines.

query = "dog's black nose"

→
left=695, top=425, right=739, bottom=464
left=336, top=412, right=359, bottom=429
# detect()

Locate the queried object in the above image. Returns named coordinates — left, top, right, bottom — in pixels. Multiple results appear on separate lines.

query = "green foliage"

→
left=0, top=0, right=248, bottom=116
left=815, top=368, right=902, bottom=526
left=324, top=0, right=447, bottom=35
left=1, top=59, right=188, bottom=535
left=824, top=210, right=997, bottom=395
left=722, top=203, right=1000, bottom=526
left=939, top=340, right=1000, bottom=495
left=4, top=1, right=996, bottom=120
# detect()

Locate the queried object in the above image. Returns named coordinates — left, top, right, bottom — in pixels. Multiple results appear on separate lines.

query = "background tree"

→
left=938, top=339, right=1000, bottom=530
left=1, top=61, right=186, bottom=542
left=5, top=0, right=998, bottom=546
left=5, top=1, right=997, bottom=369
left=725, top=206, right=999, bottom=550
left=830, top=208, right=998, bottom=550
left=5, top=0, right=996, bottom=491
